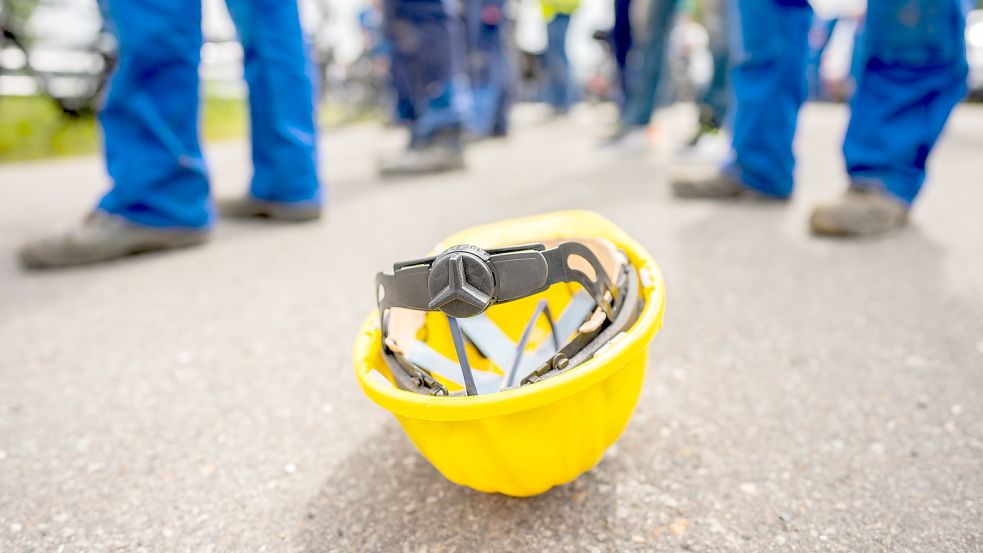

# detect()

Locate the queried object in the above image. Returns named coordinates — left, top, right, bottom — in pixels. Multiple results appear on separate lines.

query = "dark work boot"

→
left=379, top=128, right=465, bottom=177
left=218, top=196, right=322, bottom=223
left=672, top=169, right=753, bottom=199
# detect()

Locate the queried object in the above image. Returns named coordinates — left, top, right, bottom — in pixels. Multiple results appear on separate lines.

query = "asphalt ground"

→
left=1, top=103, right=982, bottom=552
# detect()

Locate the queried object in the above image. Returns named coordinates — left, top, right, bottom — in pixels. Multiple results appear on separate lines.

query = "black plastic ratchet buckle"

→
left=376, top=242, right=617, bottom=320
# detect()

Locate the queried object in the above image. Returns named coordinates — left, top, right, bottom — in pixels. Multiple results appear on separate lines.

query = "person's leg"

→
left=618, top=0, right=679, bottom=128
left=382, top=0, right=418, bottom=126
left=19, top=0, right=210, bottom=268
left=225, top=0, right=320, bottom=207
left=720, top=0, right=812, bottom=198
left=842, top=0, right=967, bottom=205
left=467, top=0, right=513, bottom=137
left=805, top=18, right=838, bottom=100
left=697, top=0, right=729, bottom=131
left=543, top=14, right=573, bottom=113
left=379, top=0, right=467, bottom=175
left=390, top=0, right=466, bottom=145
left=96, top=0, right=210, bottom=229
left=810, top=0, right=968, bottom=236
left=612, top=0, right=634, bottom=105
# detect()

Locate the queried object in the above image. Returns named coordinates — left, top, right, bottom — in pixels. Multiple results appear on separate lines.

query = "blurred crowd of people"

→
left=15, top=0, right=980, bottom=269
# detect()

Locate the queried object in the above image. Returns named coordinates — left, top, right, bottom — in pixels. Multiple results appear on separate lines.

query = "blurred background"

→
left=3, top=0, right=980, bottom=162
left=3, top=1, right=983, bottom=550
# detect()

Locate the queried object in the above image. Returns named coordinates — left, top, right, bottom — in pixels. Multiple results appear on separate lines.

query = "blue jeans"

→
left=620, top=0, right=678, bottom=127
left=725, top=0, right=968, bottom=203
left=385, top=0, right=466, bottom=145
left=464, top=0, right=513, bottom=137
left=622, top=0, right=729, bottom=129
left=544, top=14, right=576, bottom=113
left=97, top=0, right=320, bottom=229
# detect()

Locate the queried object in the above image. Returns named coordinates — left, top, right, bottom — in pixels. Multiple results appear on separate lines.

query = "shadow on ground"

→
left=297, top=202, right=983, bottom=553
left=298, top=422, right=651, bottom=553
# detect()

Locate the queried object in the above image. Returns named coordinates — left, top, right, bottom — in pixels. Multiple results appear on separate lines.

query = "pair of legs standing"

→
left=543, top=13, right=577, bottom=114
left=20, top=0, right=322, bottom=269
left=611, top=0, right=730, bottom=146
left=381, top=0, right=515, bottom=176
left=381, top=0, right=513, bottom=175
left=100, top=0, right=321, bottom=229
left=464, top=0, right=513, bottom=138
left=676, top=0, right=968, bottom=236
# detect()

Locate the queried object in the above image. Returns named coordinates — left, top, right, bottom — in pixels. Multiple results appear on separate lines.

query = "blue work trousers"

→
left=385, top=0, right=466, bottom=145
left=725, top=0, right=968, bottom=203
left=844, top=0, right=968, bottom=203
left=97, top=0, right=321, bottom=229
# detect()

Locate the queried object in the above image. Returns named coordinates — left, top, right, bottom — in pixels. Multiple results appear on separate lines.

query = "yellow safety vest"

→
left=541, top=0, right=580, bottom=21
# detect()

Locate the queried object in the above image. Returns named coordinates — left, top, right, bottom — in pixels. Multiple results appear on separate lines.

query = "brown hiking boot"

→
left=18, top=211, right=209, bottom=270
left=809, top=187, right=909, bottom=237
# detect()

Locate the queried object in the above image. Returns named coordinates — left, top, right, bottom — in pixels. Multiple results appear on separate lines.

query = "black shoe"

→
left=671, top=168, right=786, bottom=202
left=218, top=196, right=322, bottom=222
left=379, top=129, right=466, bottom=177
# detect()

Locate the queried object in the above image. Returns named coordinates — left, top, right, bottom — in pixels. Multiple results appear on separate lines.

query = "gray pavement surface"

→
left=1, top=103, right=983, bottom=553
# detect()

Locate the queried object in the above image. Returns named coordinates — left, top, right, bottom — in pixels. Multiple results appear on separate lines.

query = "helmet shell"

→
left=353, top=210, right=666, bottom=497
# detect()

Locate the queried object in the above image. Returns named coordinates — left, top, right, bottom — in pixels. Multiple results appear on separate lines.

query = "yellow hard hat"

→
left=353, top=210, right=666, bottom=497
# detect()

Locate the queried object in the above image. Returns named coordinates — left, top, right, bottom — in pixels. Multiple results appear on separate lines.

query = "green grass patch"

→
left=0, top=94, right=380, bottom=163
left=0, top=96, right=101, bottom=161
left=0, top=95, right=249, bottom=162
left=0, top=94, right=379, bottom=163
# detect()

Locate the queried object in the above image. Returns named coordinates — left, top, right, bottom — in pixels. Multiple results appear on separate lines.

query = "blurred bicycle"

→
left=0, top=0, right=116, bottom=117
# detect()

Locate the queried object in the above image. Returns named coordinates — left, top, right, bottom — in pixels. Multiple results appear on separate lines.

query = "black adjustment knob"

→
left=427, top=245, right=496, bottom=318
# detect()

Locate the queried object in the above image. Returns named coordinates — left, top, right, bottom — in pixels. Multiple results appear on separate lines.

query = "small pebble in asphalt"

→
left=668, top=519, right=690, bottom=538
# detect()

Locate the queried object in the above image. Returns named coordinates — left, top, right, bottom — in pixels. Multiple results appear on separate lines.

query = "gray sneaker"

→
left=218, top=196, right=321, bottom=222
left=671, top=168, right=765, bottom=200
left=379, top=143, right=465, bottom=177
left=809, top=187, right=909, bottom=237
left=18, top=211, right=209, bottom=270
